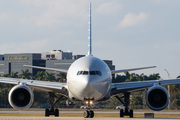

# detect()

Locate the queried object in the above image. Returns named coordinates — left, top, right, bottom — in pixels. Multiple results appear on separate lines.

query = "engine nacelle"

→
left=145, top=84, right=169, bottom=111
left=8, top=83, right=34, bottom=110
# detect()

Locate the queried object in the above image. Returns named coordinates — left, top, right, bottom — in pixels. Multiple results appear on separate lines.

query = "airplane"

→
left=0, top=2, right=180, bottom=118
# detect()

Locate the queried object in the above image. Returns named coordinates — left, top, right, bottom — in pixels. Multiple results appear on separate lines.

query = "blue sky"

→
left=0, top=0, right=180, bottom=79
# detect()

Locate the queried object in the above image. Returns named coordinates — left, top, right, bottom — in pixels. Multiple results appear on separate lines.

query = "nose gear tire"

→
left=83, top=110, right=90, bottom=118
left=89, top=110, right=94, bottom=118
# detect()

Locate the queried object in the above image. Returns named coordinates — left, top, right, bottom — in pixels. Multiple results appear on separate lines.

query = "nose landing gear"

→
left=83, top=100, right=94, bottom=118
left=83, top=110, right=94, bottom=118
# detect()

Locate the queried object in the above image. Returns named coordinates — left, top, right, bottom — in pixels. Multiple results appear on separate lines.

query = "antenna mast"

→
left=88, top=2, right=92, bottom=56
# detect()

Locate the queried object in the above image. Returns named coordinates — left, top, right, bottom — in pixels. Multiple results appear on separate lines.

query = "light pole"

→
left=165, top=69, right=170, bottom=110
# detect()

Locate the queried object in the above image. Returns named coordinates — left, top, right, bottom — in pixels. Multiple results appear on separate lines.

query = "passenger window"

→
left=90, top=71, right=96, bottom=75
left=83, top=71, right=89, bottom=75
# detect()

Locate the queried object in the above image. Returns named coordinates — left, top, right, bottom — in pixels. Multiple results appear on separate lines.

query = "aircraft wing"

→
left=0, top=77, right=68, bottom=97
left=111, top=66, right=156, bottom=74
left=23, top=65, right=68, bottom=73
left=111, top=78, right=180, bottom=96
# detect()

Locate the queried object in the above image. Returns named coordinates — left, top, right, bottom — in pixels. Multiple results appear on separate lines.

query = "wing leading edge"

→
left=23, top=65, right=68, bottom=73
left=111, top=78, right=180, bottom=96
left=0, top=77, right=68, bottom=97
left=111, top=66, right=156, bottom=74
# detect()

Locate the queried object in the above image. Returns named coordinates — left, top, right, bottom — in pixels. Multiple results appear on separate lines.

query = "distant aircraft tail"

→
left=87, top=2, right=92, bottom=56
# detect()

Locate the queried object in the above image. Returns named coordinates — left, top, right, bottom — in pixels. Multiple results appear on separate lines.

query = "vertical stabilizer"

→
left=87, top=2, right=92, bottom=56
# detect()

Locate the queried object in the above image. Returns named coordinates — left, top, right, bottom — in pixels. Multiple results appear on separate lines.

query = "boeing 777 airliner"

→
left=0, top=2, right=180, bottom=118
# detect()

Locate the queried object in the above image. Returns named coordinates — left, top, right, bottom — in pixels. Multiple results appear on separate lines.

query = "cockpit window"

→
left=77, top=71, right=80, bottom=75
left=77, top=71, right=83, bottom=75
left=77, top=71, right=102, bottom=76
left=96, top=71, right=102, bottom=76
left=79, top=71, right=83, bottom=75
left=90, top=71, right=96, bottom=75
left=83, top=71, right=89, bottom=75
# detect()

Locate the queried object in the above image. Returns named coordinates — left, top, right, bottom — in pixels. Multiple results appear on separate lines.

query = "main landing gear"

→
left=45, top=92, right=63, bottom=117
left=45, top=108, right=59, bottom=117
left=83, top=100, right=94, bottom=118
left=115, top=92, right=133, bottom=118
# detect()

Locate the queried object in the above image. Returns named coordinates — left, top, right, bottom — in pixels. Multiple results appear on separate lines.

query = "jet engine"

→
left=8, top=83, right=34, bottom=110
left=145, top=84, right=169, bottom=111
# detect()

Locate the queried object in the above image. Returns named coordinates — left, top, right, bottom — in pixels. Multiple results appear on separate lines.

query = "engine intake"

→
left=146, top=84, right=169, bottom=111
left=8, top=83, right=34, bottom=110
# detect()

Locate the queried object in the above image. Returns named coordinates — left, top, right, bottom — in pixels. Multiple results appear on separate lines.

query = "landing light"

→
left=85, top=101, right=93, bottom=104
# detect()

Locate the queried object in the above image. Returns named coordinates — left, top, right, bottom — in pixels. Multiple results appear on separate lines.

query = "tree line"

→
left=112, top=72, right=161, bottom=83
left=0, top=70, right=180, bottom=109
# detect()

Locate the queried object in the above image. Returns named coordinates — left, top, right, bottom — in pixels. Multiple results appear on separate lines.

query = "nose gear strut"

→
left=83, top=100, right=94, bottom=118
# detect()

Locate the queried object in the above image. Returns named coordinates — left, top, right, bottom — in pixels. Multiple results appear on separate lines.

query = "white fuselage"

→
left=67, top=56, right=112, bottom=101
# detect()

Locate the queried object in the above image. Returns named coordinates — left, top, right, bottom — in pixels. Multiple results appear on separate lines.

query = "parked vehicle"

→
left=80, top=106, right=88, bottom=109
left=80, top=105, right=97, bottom=109
left=116, top=105, right=126, bottom=109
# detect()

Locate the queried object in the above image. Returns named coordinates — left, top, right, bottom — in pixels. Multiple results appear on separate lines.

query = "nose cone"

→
left=69, top=75, right=111, bottom=101
left=67, top=56, right=112, bottom=101
left=76, top=76, right=96, bottom=99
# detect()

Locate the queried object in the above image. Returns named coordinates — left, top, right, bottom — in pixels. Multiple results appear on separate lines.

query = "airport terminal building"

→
left=0, top=50, right=115, bottom=77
